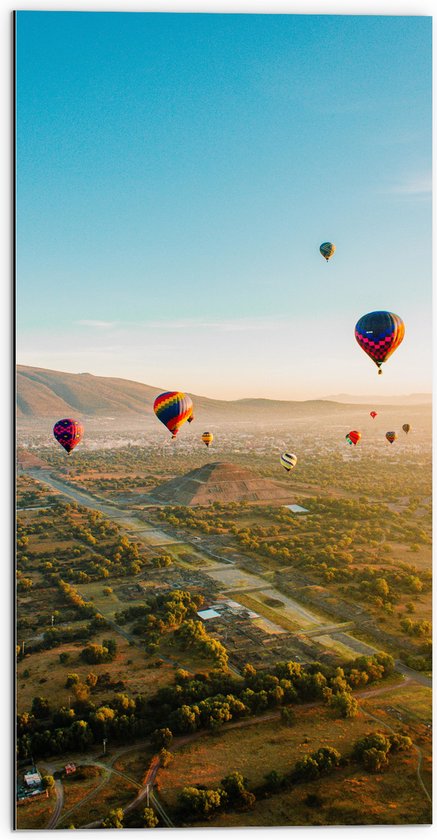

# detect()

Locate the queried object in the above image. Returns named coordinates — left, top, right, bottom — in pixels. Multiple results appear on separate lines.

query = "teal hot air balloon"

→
left=320, top=242, right=336, bottom=261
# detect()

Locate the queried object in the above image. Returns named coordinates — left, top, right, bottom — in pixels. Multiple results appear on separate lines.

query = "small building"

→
left=64, top=763, right=76, bottom=775
left=283, top=504, right=310, bottom=514
left=197, top=608, right=221, bottom=621
left=17, top=767, right=45, bottom=803
left=24, top=769, right=42, bottom=788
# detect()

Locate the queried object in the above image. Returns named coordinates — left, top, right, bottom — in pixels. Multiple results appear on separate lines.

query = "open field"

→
left=157, top=700, right=414, bottom=801
left=16, top=791, right=55, bottom=830
left=197, top=760, right=431, bottom=827
left=155, top=688, right=430, bottom=827
left=57, top=766, right=107, bottom=824
left=113, top=747, right=155, bottom=784
left=69, top=772, right=138, bottom=828
left=17, top=632, right=176, bottom=713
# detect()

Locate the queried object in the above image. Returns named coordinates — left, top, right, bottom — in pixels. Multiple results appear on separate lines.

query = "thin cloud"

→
left=75, top=320, right=117, bottom=328
left=385, top=174, right=432, bottom=197
left=138, top=317, right=290, bottom=332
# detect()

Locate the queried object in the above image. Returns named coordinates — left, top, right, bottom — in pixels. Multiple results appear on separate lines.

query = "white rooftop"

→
left=284, top=504, right=310, bottom=513
left=197, top=608, right=221, bottom=620
left=24, top=771, right=41, bottom=787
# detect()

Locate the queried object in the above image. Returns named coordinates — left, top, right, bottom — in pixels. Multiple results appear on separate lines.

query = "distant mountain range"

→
left=323, top=393, right=431, bottom=405
left=16, top=365, right=430, bottom=420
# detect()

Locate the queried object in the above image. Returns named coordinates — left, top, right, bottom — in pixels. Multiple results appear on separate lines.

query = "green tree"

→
left=159, top=748, right=173, bottom=768
left=102, top=808, right=124, bottom=829
left=41, top=775, right=55, bottom=791
left=362, top=748, right=389, bottom=773
left=65, top=673, right=80, bottom=688
left=31, top=696, right=50, bottom=719
left=143, top=807, right=158, bottom=828
left=293, top=756, right=320, bottom=782
left=330, top=691, right=359, bottom=718
left=151, top=727, right=173, bottom=750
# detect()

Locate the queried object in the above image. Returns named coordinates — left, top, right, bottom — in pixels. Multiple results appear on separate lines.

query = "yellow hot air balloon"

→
left=201, top=431, right=213, bottom=447
left=280, top=452, right=297, bottom=472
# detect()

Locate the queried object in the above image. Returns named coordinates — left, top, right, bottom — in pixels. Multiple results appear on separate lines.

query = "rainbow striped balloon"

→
left=153, top=392, right=193, bottom=438
left=280, top=452, right=297, bottom=472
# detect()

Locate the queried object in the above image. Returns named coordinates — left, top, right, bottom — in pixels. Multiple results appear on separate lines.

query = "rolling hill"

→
left=16, top=365, right=428, bottom=422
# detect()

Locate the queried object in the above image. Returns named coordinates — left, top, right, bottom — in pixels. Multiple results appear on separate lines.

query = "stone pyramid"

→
left=150, top=461, right=296, bottom=506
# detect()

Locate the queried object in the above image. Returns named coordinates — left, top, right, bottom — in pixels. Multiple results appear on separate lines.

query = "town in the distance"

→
left=16, top=364, right=432, bottom=829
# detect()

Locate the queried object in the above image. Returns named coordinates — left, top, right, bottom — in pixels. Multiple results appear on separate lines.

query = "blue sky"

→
left=16, top=11, right=432, bottom=399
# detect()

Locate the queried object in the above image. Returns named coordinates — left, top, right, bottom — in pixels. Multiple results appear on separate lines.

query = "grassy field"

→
left=15, top=790, right=55, bottom=830
left=157, top=690, right=432, bottom=827
left=361, top=683, right=432, bottom=796
left=17, top=632, right=175, bottom=713
left=196, top=761, right=431, bottom=827
left=113, top=747, right=155, bottom=784
left=70, top=772, right=138, bottom=828
left=157, top=706, right=381, bottom=805
left=57, top=767, right=108, bottom=826
left=229, top=591, right=302, bottom=632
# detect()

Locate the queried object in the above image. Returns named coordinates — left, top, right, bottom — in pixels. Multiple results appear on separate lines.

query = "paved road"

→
left=394, top=661, right=432, bottom=688
left=25, top=467, right=430, bottom=688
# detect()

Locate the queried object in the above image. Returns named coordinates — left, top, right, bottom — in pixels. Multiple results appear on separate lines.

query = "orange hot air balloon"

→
left=201, top=432, right=213, bottom=447
left=346, top=431, right=361, bottom=446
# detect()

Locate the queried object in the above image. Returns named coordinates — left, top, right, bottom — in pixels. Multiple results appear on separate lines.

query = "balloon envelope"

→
left=370, top=411, right=378, bottom=419
left=355, top=311, right=405, bottom=373
left=320, top=242, right=336, bottom=261
left=153, top=392, right=193, bottom=438
left=346, top=430, right=361, bottom=446
left=386, top=431, right=397, bottom=444
left=280, top=452, right=297, bottom=471
left=201, top=432, right=213, bottom=447
left=402, top=424, right=411, bottom=434
left=53, top=419, right=84, bottom=453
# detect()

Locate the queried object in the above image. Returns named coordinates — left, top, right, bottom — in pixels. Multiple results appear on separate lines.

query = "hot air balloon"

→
left=355, top=311, right=405, bottom=374
left=201, top=432, right=213, bottom=447
left=346, top=431, right=361, bottom=446
left=370, top=411, right=378, bottom=419
left=386, top=431, right=397, bottom=444
left=154, top=392, right=193, bottom=439
left=187, top=413, right=194, bottom=424
left=320, top=242, right=336, bottom=261
left=402, top=424, right=411, bottom=434
left=280, top=452, right=297, bottom=472
left=53, top=418, right=84, bottom=454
